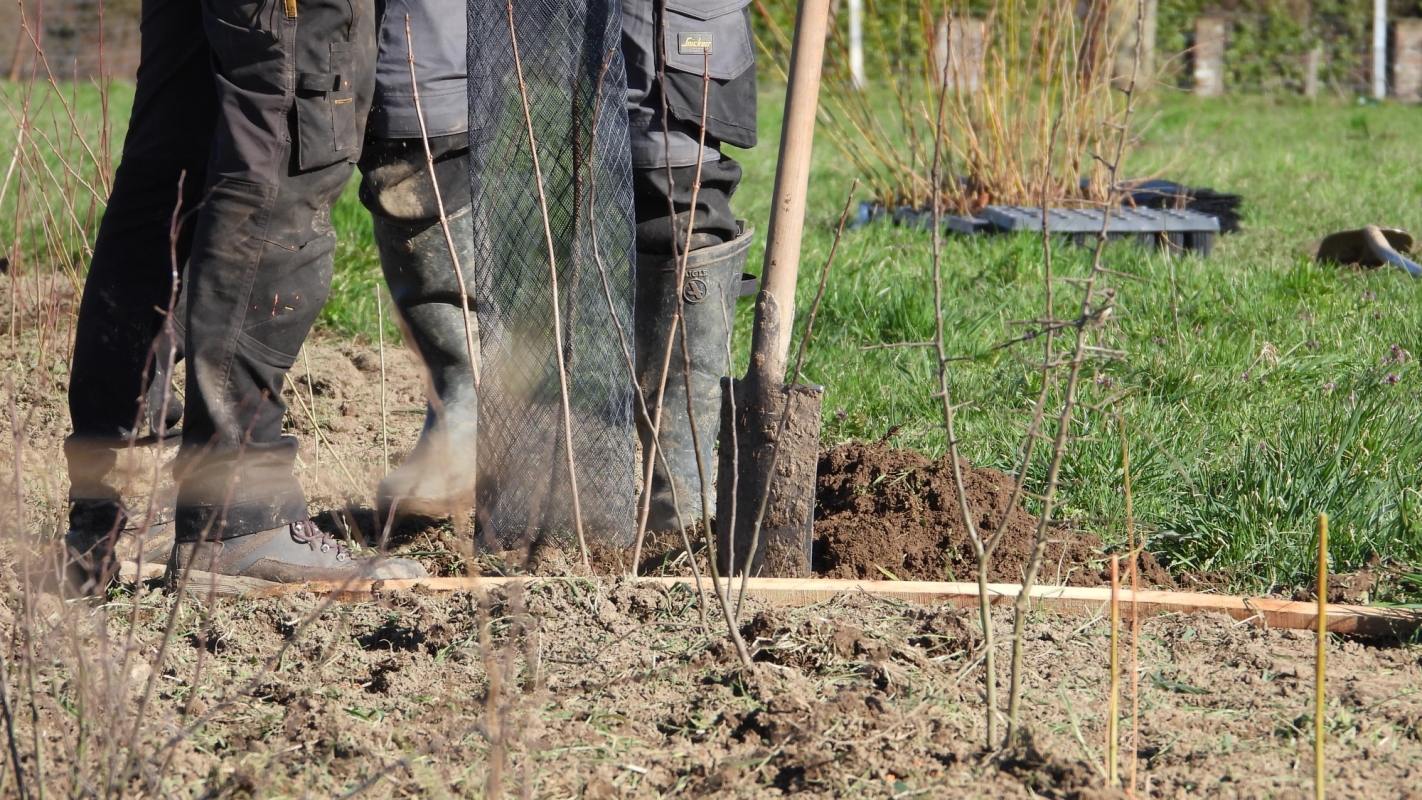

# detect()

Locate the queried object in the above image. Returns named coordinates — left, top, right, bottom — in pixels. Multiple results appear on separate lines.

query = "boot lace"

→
left=289, top=520, right=351, bottom=562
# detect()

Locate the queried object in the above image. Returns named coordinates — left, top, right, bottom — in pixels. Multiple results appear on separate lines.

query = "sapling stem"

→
left=738, top=179, right=856, bottom=618
left=927, top=14, right=999, bottom=745
left=375, top=285, right=389, bottom=475
left=502, top=2, right=588, bottom=568
left=1003, top=0, right=1147, bottom=746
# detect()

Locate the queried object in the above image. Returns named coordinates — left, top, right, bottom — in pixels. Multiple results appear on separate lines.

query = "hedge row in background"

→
left=753, top=0, right=1422, bottom=95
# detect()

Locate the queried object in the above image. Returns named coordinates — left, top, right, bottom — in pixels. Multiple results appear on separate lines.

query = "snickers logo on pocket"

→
left=678, top=32, right=714, bottom=55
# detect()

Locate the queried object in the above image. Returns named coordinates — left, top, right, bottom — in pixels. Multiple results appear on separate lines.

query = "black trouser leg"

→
left=173, top=0, right=377, bottom=542
left=65, top=0, right=215, bottom=534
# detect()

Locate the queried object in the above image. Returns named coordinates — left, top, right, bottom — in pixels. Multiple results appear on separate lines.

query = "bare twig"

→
left=376, top=285, right=389, bottom=474
left=576, top=43, right=712, bottom=625
left=1002, top=0, right=1146, bottom=746
left=926, top=17, right=1001, bottom=745
left=502, top=2, right=589, bottom=568
left=669, top=50, right=752, bottom=670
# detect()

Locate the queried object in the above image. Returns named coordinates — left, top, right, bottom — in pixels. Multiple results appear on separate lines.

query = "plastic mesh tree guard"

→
left=467, top=0, right=637, bottom=550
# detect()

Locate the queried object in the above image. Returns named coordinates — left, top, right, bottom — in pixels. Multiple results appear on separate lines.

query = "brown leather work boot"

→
left=169, top=520, right=428, bottom=586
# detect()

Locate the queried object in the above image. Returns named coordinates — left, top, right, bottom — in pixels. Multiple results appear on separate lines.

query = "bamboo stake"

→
left=1123, top=414, right=1140, bottom=794
left=1315, top=512, right=1328, bottom=800
left=1107, top=554, right=1120, bottom=787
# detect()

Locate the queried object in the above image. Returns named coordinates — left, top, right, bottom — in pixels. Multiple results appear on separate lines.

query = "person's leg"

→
left=359, top=0, right=478, bottom=521
left=622, top=0, right=758, bottom=531
left=169, top=0, right=423, bottom=582
left=359, top=135, right=479, bottom=519
left=64, top=0, right=216, bottom=591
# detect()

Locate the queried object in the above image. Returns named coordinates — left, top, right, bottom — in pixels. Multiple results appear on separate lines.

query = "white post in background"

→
left=1374, top=0, right=1388, bottom=99
left=848, top=0, right=865, bottom=88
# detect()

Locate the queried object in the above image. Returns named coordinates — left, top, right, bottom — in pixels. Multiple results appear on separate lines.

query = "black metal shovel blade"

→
left=714, top=376, right=823, bottom=578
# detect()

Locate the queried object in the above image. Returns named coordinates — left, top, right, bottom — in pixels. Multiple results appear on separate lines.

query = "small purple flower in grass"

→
left=1321, top=381, right=1336, bottom=393
left=1386, top=373, right=1400, bottom=385
left=1362, top=290, right=1377, bottom=302
left=1240, top=371, right=1251, bottom=381
left=834, top=407, right=848, bottom=420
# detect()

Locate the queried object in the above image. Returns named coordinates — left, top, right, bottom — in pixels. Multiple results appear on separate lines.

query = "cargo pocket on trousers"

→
left=662, top=0, right=754, bottom=81
left=295, top=41, right=360, bottom=171
left=660, top=0, right=758, bottom=149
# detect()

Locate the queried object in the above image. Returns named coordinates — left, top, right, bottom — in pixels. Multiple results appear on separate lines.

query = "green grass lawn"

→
left=6, top=79, right=1420, bottom=595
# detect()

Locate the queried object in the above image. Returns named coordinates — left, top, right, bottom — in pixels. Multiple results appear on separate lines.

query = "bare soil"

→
left=814, top=441, right=1176, bottom=588
left=9, top=575, right=1422, bottom=798
left=4, top=319, right=1421, bottom=797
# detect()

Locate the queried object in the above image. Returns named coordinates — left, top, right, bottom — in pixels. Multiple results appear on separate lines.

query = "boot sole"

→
left=170, top=569, right=282, bottom=597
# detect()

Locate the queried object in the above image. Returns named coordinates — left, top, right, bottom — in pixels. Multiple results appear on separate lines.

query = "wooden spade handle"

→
left=755, top=0, right=834, bottom=382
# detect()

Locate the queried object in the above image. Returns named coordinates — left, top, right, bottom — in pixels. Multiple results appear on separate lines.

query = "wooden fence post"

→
left=1302, top=45, right=1322, bottom=98
left=1394, top=19, right=1422, bottom=103
left=1193, top=16, right=1226, bottom=98
left=933, top=16, right=985, bottom=93
left=1111, top=0, right=1157, bottom=89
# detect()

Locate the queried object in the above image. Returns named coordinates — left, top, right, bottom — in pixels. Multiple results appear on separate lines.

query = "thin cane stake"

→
left=1108, top=554, right=1120, bottom=787
left=1122, top=414, right=1140, bottom=794
left=504, top=1, right=590, bottom=568
left=1315, top=512, right=1328, bottom=800
left=376, top=286, right=389, bottom=474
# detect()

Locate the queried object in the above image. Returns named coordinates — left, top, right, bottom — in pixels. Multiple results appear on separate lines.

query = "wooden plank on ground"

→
left=121, top=562, right=1420, bottom=638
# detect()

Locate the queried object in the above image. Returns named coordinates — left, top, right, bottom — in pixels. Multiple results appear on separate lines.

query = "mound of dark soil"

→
left=814, top=441, right=1173, bottom=588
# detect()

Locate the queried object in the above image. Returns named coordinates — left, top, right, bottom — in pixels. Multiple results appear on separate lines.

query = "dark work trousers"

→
left=174, top=0, right=377, bottom=541
left=65, top=0, right=216, bottom=535
left=620, top=0, right=757, bottom=253
left=65, top=0, right=377, bottom=542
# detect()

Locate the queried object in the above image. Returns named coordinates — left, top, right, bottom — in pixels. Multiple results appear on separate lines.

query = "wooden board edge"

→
left=117, top=564, right=1421, bottom=636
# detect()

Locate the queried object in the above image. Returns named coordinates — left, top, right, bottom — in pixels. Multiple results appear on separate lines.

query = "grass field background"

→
left=4, top=81, right=1420, bottom=595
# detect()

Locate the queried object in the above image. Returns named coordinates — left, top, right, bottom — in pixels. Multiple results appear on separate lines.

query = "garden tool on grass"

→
left=1316, top=225, right=1422, bottom=277
left=715, top=0, right=833, bottom=578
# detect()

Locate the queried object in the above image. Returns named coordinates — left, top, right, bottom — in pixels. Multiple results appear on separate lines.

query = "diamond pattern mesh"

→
left=468, top=0, right=637, bottom=549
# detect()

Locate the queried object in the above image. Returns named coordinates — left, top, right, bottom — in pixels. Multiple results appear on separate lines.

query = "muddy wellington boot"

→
left=371, top=203, right=480, bottom=521
left=635, top=224, right=754, bottom=531
left=170, top=520, right=428, bottom=584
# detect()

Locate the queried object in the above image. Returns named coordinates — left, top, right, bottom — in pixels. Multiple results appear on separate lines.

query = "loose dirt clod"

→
left=813, top=441, right=1174, bottom=587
